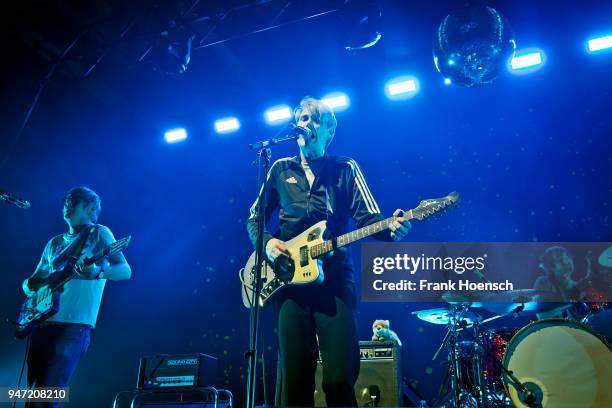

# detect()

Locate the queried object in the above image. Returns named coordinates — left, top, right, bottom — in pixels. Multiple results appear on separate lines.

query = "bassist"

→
left=21, top=186, right=131, bottom=408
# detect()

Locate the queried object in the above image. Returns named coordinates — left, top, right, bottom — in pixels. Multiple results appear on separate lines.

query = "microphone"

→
left=288, top=123, right=313, bottom=139
left=0, top=189, right=31, bottom=209
left=247, top=124, right=313, bottom=150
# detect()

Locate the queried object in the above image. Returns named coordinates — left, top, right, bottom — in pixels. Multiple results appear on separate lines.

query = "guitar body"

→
left=15, top=288, right=61, bottom=339
left=14, top=234, right=131, bottom=339
left=15, top=261, right=77, bottom=339
left=241, top=220, right=327, bottom=308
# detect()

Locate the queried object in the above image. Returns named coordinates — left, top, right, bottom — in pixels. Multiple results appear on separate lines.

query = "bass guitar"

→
left=15, top=235, right=131, bottom=338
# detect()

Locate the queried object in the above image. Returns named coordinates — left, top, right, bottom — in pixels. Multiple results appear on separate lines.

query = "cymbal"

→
left=441, top=291, right=484, bottom=307
left=483, top=289, right=538, bottom=303
left=599, top=246, right=612, bottom=268
left=479, top=289, right=540, bottom=315
left=442, top=289, right=536, bottom=304
left=441, top=289, right=564, bottom=316
left=414, top=307, right=480, bottom=325
left=482, top=301, right=571, bottom=315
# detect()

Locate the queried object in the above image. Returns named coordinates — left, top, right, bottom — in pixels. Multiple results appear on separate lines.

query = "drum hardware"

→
left=454, top=322, right=541, bottom=407
left=497, top=363, right=542, bottom=408
left=455, top=323, right=543, bottom=408
left=419, top=303, right=486, bottom=408
left=414, top=298, right=553, bottom=407
left=416, top=282, right=612, bottom=408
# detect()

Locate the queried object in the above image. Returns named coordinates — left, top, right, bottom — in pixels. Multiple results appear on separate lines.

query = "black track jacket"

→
left=246, top=154, right=391, bottom=287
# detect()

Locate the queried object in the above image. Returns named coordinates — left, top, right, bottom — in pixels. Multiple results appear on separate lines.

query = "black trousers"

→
left=26, top=323, right=91, bottom=408
left=276, top=285, right=360, bottom=407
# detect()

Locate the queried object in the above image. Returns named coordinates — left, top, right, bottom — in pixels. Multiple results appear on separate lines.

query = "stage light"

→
left=510, top=50, right=543, bottom=71
left=444, top=78, right=452, bottom=85
left=164, top=128, right=187, bottom=143
left=587, top=35, right=612, bottom=52
left=321, top=93, right=349, bottom=111
left=387, top=79, right=417, bottom=95
left=264, top=105, right=292, bottom=124
left=385, top=77, right=419, bottom=99
left=214, top=117, right=240, bottom=134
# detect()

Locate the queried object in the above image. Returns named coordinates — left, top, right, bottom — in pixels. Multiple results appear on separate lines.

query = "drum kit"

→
left=413, top=251, right=612, bottom=408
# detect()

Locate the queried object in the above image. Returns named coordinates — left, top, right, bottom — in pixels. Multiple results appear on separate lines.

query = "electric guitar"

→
left=240, top=192, right=460, bottom=308
left=15, top=235, right=131, bottom=338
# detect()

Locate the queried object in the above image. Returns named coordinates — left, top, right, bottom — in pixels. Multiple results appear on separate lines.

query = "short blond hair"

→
left=294, top=97, right=337, bottom=148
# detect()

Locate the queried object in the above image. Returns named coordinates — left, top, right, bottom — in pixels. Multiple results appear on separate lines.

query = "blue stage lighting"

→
left=214, top=117, right=240, bottom=134
left=264, top=105, right=292, bottom=124
left=321, top=93, right=350, bottom=111
left=588, top=35, right=612, bottom=52
left=444, top=78, right=452, bottom=85
left=385, top=76, right=419, bottom=100
left=164, top=128, right=187, bottom=143
left=510, top=51, right=543, bottom=71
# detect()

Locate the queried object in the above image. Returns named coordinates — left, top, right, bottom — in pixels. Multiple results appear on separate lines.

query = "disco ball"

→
left=433, top=6, right=516, bottom=87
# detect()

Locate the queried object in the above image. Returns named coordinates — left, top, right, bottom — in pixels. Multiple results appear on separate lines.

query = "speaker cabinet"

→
left=314, top=341, right=401, bottom=407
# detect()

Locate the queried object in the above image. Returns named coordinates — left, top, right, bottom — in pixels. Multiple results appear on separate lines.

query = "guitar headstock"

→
left=410, top=192, right=460, bottom=221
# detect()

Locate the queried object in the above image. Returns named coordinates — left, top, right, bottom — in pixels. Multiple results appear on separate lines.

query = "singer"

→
left=246, top=96, right=411, bottom=406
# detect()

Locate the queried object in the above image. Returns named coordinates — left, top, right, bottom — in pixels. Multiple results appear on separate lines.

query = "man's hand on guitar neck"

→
left=390, top=209, right=412, bottom=241
left=75, top=259, right=109, bottom=280
left=266, top=238, right=292, bottom=262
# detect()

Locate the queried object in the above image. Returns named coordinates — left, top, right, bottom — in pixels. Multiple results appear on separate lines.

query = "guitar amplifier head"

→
left=137, top=353, right=218, bottom=389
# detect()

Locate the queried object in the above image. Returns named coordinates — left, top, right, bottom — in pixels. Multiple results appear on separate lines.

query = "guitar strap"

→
left=62, top=224, right=97, bottom=273
left=322, top=157, right=336, bottom=218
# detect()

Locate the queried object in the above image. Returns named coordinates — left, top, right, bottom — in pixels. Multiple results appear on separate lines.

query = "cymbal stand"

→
left=433, top=303, right=482, bottom=408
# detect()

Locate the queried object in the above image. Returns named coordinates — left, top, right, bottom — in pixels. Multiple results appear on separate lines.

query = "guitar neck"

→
left=82, top=236, right=129, bottom=266
left=83, top=247, right=110, bottom=266
left=310, top=210, right=414, bottom=258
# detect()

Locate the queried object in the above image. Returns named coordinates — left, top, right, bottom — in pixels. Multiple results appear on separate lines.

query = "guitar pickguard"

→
left=307, top=227, right=322, bottom=242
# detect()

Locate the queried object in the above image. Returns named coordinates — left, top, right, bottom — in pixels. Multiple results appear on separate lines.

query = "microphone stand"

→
left=0, top=189, right=31, bottom=209
left=249, top=134, right=300, bottom=150
left=248, top=125, right=306, bottom=150
left=245, top=125, right=301, bottom=408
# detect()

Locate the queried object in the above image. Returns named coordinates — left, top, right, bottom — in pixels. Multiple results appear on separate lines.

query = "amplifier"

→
left=358, top=341, right=398, bottom=360
left=137, top=353, right=218, bottom=389
left=315, top=341, right=401, bottom=407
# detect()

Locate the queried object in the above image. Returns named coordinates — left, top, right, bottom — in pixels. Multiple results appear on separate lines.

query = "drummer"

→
left=533, top=246, right=592, bottom=318
left=533, top=246, right=592, bottom=301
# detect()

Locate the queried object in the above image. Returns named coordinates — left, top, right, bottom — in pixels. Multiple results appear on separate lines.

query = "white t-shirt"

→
left=34, top=225, right=115, bottom=328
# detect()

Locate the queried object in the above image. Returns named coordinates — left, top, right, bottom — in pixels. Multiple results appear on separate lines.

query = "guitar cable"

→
left=13, top=334, right=31, bottom=408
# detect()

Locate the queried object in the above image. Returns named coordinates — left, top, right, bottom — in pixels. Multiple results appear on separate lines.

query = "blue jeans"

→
left=26, top=323, right=91, bottom=408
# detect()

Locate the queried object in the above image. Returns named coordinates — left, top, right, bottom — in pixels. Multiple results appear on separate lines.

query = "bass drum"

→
left=502, top=319, right=612, bottom=408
